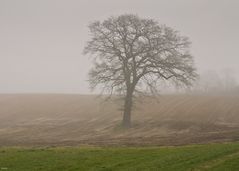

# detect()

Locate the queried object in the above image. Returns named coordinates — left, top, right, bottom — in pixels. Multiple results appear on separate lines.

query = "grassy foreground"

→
left=0, top=142, right=239, bottom=171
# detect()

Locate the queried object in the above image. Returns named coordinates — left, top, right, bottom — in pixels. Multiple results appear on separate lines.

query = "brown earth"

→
left=0, top=94, right=239, bottom=146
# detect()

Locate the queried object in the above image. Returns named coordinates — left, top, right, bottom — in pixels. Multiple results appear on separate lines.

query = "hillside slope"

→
left=0, top=94, right=239, bottom=146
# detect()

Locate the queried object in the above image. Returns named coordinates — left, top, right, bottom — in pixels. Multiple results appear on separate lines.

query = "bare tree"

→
left=84, top=14, right=197, bottom=127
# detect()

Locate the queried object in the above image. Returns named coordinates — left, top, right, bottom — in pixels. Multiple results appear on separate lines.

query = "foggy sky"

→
left=0, top=0, right=238, bottom=93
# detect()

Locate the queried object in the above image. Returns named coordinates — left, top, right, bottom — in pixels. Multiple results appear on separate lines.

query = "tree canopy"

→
left=84, top=14, right=197, bottom=127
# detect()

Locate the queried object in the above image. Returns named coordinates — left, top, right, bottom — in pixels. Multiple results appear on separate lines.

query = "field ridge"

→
left=193, top=149, right=239, bottom=171
left=0, top=94, right=239, bottom=146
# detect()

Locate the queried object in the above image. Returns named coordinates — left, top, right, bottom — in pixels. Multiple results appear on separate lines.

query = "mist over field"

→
left=0, top=0, right=239, bottom=145
left=0, top=1, right=239, bottom=170
left=0, top=94, right=239, bottom=146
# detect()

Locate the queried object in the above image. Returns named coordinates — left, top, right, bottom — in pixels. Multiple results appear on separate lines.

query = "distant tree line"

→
left=193, top=69, right=239, bottom=95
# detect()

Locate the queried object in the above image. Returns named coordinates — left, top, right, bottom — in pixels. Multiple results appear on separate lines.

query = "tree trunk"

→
left=122, top=90, right=133, bottom=128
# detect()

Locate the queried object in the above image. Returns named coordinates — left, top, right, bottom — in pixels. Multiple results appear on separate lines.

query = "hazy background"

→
left=0, top=0, right=238, bottom=93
